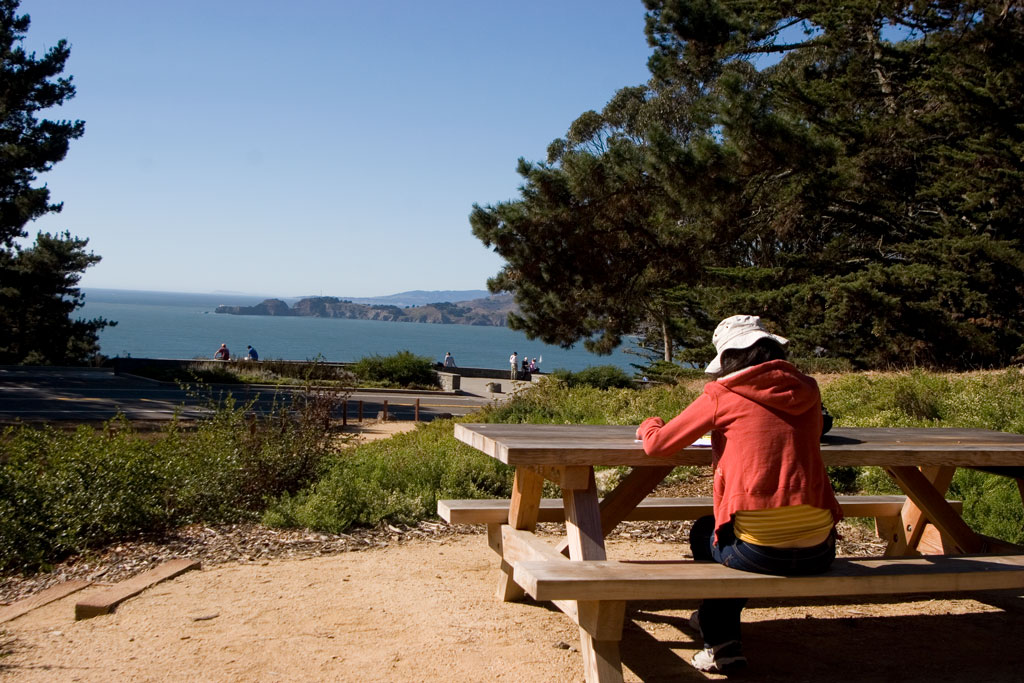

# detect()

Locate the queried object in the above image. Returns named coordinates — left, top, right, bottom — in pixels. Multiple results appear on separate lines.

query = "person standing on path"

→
left=509, top=352, right=518, bottom=380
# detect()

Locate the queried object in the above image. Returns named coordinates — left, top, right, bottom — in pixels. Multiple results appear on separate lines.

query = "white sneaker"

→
left=691, top=640, right=747, bottom=674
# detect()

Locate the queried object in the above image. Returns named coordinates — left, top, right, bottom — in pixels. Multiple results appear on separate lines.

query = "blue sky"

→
left=19, top=1, right=655, bottom=298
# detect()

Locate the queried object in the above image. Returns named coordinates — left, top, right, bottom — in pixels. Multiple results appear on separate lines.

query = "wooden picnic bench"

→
left=445, top=424, right=1024, bottom=683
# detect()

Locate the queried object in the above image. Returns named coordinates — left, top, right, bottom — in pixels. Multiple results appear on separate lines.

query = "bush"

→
left=549, top=365, right=636, bottom=390
left=351, top=350, right=439, bottom=389
left=792, top=357, right=854, bottom=375
left=640, top=360, right=705, bottom=384
left=0, top=391, right=342, bottom=572
left=474, top=377, right=701, bottom=426
left=822, top=369, right=1024, bottom=431
left=130, top=358, right=356, bottom=386
left=263, top=419, right=513, bottom=531
left=6, top=368, right=1023, bottom=573
left=823, top=369, right=1024, bottom=543
left=0, top=421, right=173, bottom=571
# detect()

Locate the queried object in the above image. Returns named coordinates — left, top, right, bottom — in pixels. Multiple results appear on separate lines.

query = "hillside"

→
left=214, top=293, right=516, bottom=326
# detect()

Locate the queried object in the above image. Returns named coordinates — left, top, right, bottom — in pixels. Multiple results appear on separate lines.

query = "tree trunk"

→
left=662, top=317, right=673, bottom=362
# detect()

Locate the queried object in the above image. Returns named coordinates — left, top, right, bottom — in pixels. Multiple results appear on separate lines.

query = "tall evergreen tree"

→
left=473, top=0, right=1024, bottom=369
left=641, top=0, right=1024, bottom=367
left=0, top=0, right=111, bottom=365
left=471, top=87, right=711, bottom=361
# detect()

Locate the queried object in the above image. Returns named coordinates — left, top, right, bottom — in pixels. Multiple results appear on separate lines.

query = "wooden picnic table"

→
left=452, top=423, right=1024, bottom=681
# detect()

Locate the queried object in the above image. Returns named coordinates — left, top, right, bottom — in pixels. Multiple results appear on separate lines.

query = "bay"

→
left=80, top=289, right=641, bottom=373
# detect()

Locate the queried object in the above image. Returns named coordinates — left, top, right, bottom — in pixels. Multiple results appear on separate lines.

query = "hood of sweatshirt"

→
left=716, top=359, right=820, bottom=416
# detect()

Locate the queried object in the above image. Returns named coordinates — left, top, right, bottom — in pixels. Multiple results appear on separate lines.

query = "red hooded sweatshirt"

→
left=637, top=359, right=842, bottom=542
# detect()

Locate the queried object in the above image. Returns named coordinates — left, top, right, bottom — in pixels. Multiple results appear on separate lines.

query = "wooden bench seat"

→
left=513, top=553, right=1024, bottom=602
left=494, top=524, right=1024, bottom=683
left=437, top=495, right=961, bottom=525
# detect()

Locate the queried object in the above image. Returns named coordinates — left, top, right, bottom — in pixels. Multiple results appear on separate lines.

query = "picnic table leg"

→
left=561, top=468, right=627, bottom=683
left=884, top=466, right=954, bottom=555
left=577, top=600, right=627, bottom=683
left=497, top=467, right=545, bottom=602
left=885, top=465, right=984, bottom=555
left=563, top=468, right=606, bottom=561
left=554, top=464, right=675, bottom=557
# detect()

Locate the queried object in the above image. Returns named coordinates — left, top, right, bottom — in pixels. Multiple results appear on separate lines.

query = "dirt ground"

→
left=3, top=532, right=1023, bottom=683
left=2, top=422, right=1024, bottom=682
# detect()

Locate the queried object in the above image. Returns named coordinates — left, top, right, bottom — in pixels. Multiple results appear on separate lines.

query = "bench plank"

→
left=514, top=554, right=1024, bottom=602
left=438, top=495, right=960, bottom=525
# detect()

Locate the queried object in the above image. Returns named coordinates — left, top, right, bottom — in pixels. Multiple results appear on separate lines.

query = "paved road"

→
left=0, top=366, right=507, bottom=424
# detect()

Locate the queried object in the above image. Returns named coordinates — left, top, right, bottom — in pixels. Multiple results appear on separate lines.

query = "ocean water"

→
left=80, top=289, right=641, bottom=373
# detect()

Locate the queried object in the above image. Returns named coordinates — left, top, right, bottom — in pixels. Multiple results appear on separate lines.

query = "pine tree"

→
left=473, top=0, right=1024, bottom=369
left=0, top=0, right=112, bottom=364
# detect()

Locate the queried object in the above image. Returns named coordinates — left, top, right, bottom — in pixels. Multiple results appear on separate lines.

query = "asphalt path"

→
left=0, top=366, right=500, bottom=424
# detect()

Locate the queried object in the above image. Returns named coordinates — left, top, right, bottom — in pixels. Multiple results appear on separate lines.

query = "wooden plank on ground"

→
left=75, top=559, right=200, bottom=620
left=515, top=554, right=1024, bottom=602
left=0, top=580, right=92, bottom=623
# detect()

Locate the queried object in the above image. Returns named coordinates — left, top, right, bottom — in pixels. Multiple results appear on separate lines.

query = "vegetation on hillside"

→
left=127, top=352, right=437, bottom=390
left=2, top=371, right=1022, bottom=574
left=0, top=391, right=342, bottom=572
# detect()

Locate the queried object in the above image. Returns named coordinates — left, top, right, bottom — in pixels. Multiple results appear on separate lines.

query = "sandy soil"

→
left=2, top=421, right=1023, bottom=681
left=2, top=532, right=1023, bottom=682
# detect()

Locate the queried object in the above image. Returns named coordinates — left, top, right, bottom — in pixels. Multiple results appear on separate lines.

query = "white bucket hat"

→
left=705, top=315, right=788, bottom=374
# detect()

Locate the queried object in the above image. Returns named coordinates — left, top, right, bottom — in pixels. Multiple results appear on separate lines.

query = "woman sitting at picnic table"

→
left=636, top=315, right=842, bottom=675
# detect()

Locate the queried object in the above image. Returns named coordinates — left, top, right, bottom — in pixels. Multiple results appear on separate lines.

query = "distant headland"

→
left=214, top=291, right=517, bottom=327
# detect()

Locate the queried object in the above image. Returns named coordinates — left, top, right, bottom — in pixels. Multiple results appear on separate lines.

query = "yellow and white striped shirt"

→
left=733, top=504, right=834, bottom=548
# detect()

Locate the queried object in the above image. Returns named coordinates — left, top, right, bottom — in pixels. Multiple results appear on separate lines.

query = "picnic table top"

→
left=454, top=424, right=1024, bottom=468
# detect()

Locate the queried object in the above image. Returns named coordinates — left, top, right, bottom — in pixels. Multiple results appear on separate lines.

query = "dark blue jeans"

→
left=688, top=515, right=836, bottom=647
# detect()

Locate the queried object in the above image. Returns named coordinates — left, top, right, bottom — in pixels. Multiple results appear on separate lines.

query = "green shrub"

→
left=132, top=363, right=242, bottom=384
left=822, top=370, right=1024, bottom=542
left=263, top=419, right=513, bottom=531
left=640, top=360, right=705, bottom=384
left=548, top=365, right=636, bottom=390
left=0, top=391, right=341, bottom=572
left=0, top=420, right=173, bottom=571
left=792, top=357, right=854, bottom=375
left=951, top=469, right=1024, bottom=543
left=6, top=368, right=1023, bottom=573
left=822, top=369, right=1024, bottom=431
left=351, top=350, right=439, bottom=389
left=474, top=376, right=701, bottom=426
left=130, top=358, right=356, bottom=386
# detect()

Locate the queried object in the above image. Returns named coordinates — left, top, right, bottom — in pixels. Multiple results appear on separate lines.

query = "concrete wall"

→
left=433, top=364, right=539, bottom=379
left=436, top=372, right=460, bottom=392
left=108, top=357, right=357, bottom=375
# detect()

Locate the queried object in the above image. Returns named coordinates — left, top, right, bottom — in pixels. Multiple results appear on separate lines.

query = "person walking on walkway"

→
left=509, top=352, right=518, bottom=380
